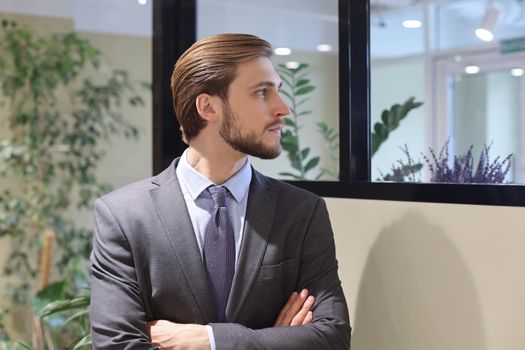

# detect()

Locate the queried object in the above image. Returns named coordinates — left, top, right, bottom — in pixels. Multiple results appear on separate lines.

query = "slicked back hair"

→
left=170, top=33, right=273, bottom=141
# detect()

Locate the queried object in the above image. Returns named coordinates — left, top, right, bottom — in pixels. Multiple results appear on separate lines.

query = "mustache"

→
left=267, top=122, right=283, bottom=129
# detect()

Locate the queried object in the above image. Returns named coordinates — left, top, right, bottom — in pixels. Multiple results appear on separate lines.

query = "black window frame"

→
left=153, top=0, right=525, bottom=207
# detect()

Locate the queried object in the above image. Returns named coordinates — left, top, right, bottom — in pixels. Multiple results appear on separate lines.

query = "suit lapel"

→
left=149, top=160, right=216, bottom=323
left=226, top=169, right=279, bottom=321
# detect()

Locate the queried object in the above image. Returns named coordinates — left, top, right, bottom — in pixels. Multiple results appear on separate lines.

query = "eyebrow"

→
left=249, top=80, right=283, bottom=89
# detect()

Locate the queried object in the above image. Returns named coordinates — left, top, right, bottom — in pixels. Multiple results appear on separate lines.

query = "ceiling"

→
left=371, top=0, right=525, bottom=59
left=0, top=0, right=152, bottom=37
left=1, top=0, right=524, bottom=57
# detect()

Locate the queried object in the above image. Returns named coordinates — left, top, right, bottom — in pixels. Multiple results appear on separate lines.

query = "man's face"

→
left=219, top=57, right=289, bottom=159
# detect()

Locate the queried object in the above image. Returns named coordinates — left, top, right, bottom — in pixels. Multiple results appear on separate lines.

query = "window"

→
left=157, top=0, right=525, bottom=206
left=370, top=0, right=525, bottom=185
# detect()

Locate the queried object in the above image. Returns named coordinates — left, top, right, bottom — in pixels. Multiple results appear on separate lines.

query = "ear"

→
left=195, top=93, right=221, bottom=122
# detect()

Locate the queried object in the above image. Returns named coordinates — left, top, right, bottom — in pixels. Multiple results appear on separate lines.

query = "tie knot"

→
left=208, top=185, right=227, bottom=207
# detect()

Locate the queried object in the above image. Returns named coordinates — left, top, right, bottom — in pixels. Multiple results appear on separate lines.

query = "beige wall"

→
left=327, top=197, right=525, bottom=350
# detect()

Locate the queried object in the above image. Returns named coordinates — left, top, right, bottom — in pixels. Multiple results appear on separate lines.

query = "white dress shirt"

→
left=175, top=149, right=252, bottom=350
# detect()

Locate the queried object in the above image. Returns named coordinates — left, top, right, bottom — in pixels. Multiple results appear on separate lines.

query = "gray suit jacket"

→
left=90, top=159, right=351, bottom=349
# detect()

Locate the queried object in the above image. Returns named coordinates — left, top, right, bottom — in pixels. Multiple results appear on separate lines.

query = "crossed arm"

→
left=148, top=290, right=316, bottom=349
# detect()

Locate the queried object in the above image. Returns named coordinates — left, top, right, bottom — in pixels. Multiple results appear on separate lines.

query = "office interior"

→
left=0, top=0, right=524, bottom=349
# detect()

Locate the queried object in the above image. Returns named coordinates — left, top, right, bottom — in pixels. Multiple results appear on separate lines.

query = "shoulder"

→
left=96, top=160, right=176, bottom=210
left=252, top=168, right=322, bottom=205
left=98, top=177, right=157, bottom=207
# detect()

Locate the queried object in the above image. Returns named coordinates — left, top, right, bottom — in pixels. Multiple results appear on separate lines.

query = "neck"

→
left=186, top=144, right=247, bottom=185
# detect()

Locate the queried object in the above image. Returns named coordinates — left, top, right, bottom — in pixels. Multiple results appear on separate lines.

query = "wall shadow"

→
left=352, top=212, right=487, bottom=350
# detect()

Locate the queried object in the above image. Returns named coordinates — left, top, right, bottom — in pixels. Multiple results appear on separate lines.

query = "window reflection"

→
left=371, top=0, right=525, bottom=184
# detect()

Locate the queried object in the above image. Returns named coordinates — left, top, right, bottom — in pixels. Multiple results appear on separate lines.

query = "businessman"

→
left=90, top=33, right=350, bottom=349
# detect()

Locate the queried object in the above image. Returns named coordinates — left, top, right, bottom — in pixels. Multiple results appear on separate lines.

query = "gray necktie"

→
left=203, top=185, right=235, bottom=322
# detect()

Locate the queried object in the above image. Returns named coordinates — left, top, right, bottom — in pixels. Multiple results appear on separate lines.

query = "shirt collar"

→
left=176, top=149, right=252, bottom=203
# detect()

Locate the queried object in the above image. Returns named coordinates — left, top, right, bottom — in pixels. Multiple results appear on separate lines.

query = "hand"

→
left=274, top=289, right=315, bottom=327
left=147, top=320, right=210, bottom=350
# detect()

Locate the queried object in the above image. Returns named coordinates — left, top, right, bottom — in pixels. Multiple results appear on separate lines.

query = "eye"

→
left=256, top=88, right=267, bottom=97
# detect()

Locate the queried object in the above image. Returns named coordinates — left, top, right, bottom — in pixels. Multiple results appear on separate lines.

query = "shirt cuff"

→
left=206, top=325, right=216, bottom=350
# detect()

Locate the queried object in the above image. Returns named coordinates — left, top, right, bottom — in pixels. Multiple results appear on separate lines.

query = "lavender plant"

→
left=424, top=141, right=512, bottom=184
left=378, top=144, right=422, bottom=182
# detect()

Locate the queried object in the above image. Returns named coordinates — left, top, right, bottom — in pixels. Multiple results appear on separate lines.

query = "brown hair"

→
left=171, top=33, right=273, bottom=141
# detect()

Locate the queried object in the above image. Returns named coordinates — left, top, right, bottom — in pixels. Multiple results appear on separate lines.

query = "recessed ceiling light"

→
left=274, top=47, right=292, bottom=56
left=285, top=61, right=300, bottom=69
left=317, top=44, right=332, bottom=52
left=138, top=0, right=147, bottom=4
left=465, top=65, right=480, bottom=74
left=403, top=20, right=422, bottom=29
left=511, top=68, right=524, bottom=77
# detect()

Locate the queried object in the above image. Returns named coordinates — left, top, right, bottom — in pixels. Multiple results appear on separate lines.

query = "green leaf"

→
left=277, top=66, right=294, bottom=77
left=316, top=121, right=328, bottom=131
left=289, top=154, right=302, bottom=171
left=279, top=89, right=293, bottom=102
left=62, top=309, right=89, bottom=328
left=373, top=123, right=388, bottom=139
left=301, top=147, right=310, bottom=160
left=279, top=75, right=294, bottom=90
left=283, top=118, right=295, bottom=127
left=293, top=63, right=309, bottom=73
left=304, top=157, right=320, bottom=173
left=278, top=172, right=302, bottom=180
left=296, top=98, right=309, bottom=107
left=297, top=111, right=312, bottom=116
left=38, top=295, right=90, bottom=318
left=12, top=341, right=33, bottom=350
left=281, top=141, right=298, bottom=155
left=295, top=86, right=315, bottom=95
left=71, top=333, right=92, bottom=350
left=380, top=109, right=389, bottom=124
left=296, top=79, right=310, bottom=87
left=32, top=280, right=67, bottom=312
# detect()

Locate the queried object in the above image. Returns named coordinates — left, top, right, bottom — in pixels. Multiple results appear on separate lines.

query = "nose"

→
left=274, top=93, right=290, bottom=118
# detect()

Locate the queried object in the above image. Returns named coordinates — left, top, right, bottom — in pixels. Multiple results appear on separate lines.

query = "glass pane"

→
left=0, top=0, right=152, bottom=341
left=453, top=67, right=521, bottom=183
left=197, top=0, right=339, bottom=181
left=371, top=0, right=525, bottom=184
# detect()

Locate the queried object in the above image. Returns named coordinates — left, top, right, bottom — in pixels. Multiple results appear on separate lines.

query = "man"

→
left=90, top=33, right=350, bottom=349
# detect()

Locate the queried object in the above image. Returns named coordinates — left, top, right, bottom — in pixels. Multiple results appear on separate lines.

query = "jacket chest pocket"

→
left=257, top=258, right=298, bottom=280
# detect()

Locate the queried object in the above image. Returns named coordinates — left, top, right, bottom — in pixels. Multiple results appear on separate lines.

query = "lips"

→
left=267, top=123, right=283, bottom=133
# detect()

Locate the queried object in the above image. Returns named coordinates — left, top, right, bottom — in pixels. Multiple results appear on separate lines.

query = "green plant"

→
left=373, top=97, right=423, bottom=180
left=0, top=340, right=33, bottom=350
left=0, top=17, right=144, bottom=329
left=34, top=284, right=91, bottom=349
left=277, top=63, right=320, bottom=180
left=372, top=97, right=423, bottom=156
left=377, top=144, right=423, bottom=182
left=316, top=121, right=339, bottom=180
left=0, top=273, right=91, bottom=350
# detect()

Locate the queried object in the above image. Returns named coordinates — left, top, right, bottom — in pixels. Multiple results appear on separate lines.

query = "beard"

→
left=219, top=102, right=282, bottom=160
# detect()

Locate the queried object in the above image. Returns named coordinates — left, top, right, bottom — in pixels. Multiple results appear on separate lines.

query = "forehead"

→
left=231, top=57, right=281, bottom=88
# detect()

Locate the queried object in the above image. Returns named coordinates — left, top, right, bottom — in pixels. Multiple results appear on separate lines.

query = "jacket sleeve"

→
left=90, top=198, right=158, bottom=350
left=210, top=198, right=351, bottom=350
